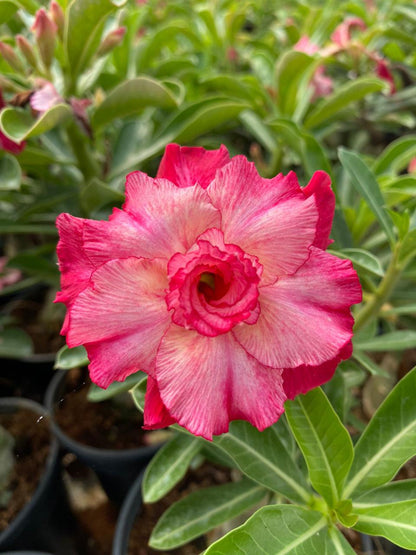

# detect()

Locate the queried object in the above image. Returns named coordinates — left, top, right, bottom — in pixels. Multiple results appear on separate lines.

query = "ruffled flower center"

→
left=166, top=229, right=262, bottom=337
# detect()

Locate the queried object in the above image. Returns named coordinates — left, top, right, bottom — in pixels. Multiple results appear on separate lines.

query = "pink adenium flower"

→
left=55, top=144, right=361, bottom=440
left=30, top=82, right=63, bottom=113
left=294, top=36, right=334, bottom=99
left=331, top=17, right=367, bottom=49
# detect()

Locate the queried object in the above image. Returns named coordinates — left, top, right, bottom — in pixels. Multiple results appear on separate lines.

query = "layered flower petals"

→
left=156, top=325, right=285, bottom=440
left=234, top=248, right=361, bottom=369
left=166, top=228, right=262, bottom=336
left=208, top=157, right=320, bottom=282
left=302, top=170, right=335, bottom=249
left=143, top=376, right=176, bottom=430
left=67, top=258, right=170, bottom=377
left=156, top=143, right=230, bottom=188
left=122, top=171, right=221, bottom=258
left=55, top=143, right=361, bottom=440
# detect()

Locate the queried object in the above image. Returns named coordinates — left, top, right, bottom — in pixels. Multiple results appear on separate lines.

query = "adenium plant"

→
left=55, top=144, right=361, bottom=439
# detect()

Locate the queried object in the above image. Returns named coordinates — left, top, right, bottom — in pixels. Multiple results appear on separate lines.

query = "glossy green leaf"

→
left=0, top=105, right=72, bottom=142
left=92, top=77, right=178, bottom=129
left=327, top=526, right=357, bottom=554
left=344, top=367, right=416, bottom=496
left=304, top=78, right=384, bottom=129
left=275, top=51, right=317, bottom=118
left=398, top=229, right=416, bottom=266
left=353, top=351, right=389, bottom=377
left=54, top=345, right=89, bottom=370
left=269, top=118, right=331, bottom=175
left=0, top=0, right=19, bottom=24
left=0, top=154, right=21, bottom=190
left=204, top=505, right=327, bottom=555
left=110, top=98, right=247, bottom=178
left=130, top=374, right=148, bottom=412
left=150, top=479, right=266, bottom=550
left=0, top=327, right=33, bottom=358
left=354, top=331, right=416, bottom=351
left=338, top=148, right=395, bottom=246
left=354, top=500, right=416, bottom=550
left=329, top=248, right=384, bottom=277
left=373, top=135, right=416, bottom=175
left=285, top=388, right=353, bottom=507
left=65, top=0, right=119, bottom=80
left=213, top=420, right=310, bottom=504
left=143, top=434, right=201, bottom=503
left=354, top=480, right=416, bottom=506
left=80, top=178, right=124, bottom=216
left=88, top=371, right=145, bottom=402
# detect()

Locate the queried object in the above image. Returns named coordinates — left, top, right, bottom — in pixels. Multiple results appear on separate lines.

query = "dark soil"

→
left=0, top=408, right=50, bottom=531
left=54, top=368, right=148, bottom=449
left=128, top=462, right=232, bottom=555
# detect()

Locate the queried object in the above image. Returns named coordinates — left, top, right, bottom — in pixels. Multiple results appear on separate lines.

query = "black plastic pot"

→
left=0, top=398, right=77, bottom=554
left=44, top=370, right=159, bottom=505
left=112, top=471, right=144, bottom=555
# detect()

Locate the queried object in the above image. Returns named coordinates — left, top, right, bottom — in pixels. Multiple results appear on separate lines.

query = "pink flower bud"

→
left=0, top=41, right=25, bottom=73
left=16, top=35, right=38, bottom=69
left=49, top=0, right=65, bottom=39
left=408, top=158, right=416, bottom=174
left=31, top=8, right=57, bottom=68
left=96, top=27, right=126, bottom=57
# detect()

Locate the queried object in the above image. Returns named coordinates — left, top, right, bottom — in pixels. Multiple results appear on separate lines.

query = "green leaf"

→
left=304, top=78, right=384, bottom=129
left=0, top=105, right=72, bottom=142
left=142, top=434, right=202, bottom=503
left=91, top=77, right=178, bottom=130
left=0, top=327, right=33, bottom=358
left=353, top=351, right=389, bottom=377
left=354, top=480, right=416, bottom=506
left=80, top=178, right=124, bottom=216
left=0, top=0, right=19, bottom=24
left=87, top=370, right=145, bottom=401
left=327, top=526, right=357, bottom=554
left=285, top=388, right=353, bottom=507
left=0, top=222, right=57, bottom=235
left=150, top=479, right=266, bottom=550
left=354, top=500, right=416, bottom=550
left=275, top=51, right=317, bottom=118
left=130, top=374, right=148, bottom=412
left=204, top=505, right=327, bottom=555
left=398, top=229, right=416, bottom=266
left=0, top=153, right=21, bottom=191
left=373, top=135, right=416, bottom=175
left=7, top=253, right=59, bottom=284
left=213, top=420, right=310, bottom=504
left=354, top=331, right=416, bottom=351
left=344, top=366, right=416, bottom=496
left=338, top=148, right=396, bottom=246
left=328, top=248, right=384, bottom=277
left=65, top=0, right=118, bottom=81
left=54, top=344, right=89, bottom=370
left=110, top=98, right=247, bottom=178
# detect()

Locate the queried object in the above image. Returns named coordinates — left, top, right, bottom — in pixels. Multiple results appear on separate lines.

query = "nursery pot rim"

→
left=112, top=470, right=144, bottom=555
left=0, top=397, right=59, bottom=547
left=44, top=370, right=159, bottom=460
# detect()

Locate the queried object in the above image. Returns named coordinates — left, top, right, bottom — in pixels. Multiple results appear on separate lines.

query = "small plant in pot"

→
left=44, top=353, right=164, bottom=505
left=0, top=397, right=77, bottom=554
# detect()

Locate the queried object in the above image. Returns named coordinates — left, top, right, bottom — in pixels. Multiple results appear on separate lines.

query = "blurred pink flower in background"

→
left=55, top=144, right=361, bottom=440
left=30, top=82, right=63, bottom=113
left=331, top=17, right=367, bottom=49
left=294, top=36, right=334, bottom=99
left=0, top=257, right=22, bottom=290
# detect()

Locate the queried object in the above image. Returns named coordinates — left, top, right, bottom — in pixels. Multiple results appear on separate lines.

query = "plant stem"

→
left=66, top=121, right=100, bottom=182
left=354, top=245, right=401, bottom=332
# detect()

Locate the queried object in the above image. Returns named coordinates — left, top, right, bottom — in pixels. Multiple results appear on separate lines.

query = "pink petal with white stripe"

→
left=120, top=171, right=220, bottom=258
left=156, top=143, right=230, bottom=188
left=155, top=325, right=285, bottom=440
left=67, top=258, right=170, bottom=378
left=234, top=248, right=362, bottom=369
left=208, top=157, right=320, bottom=282
left=143, top=376, right=176, bottom=430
